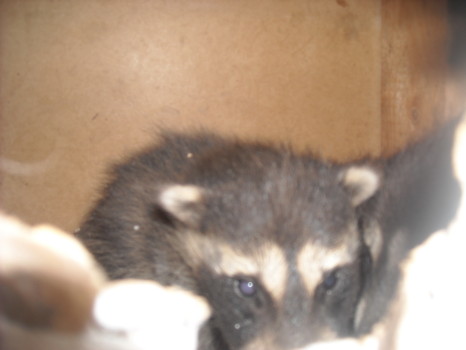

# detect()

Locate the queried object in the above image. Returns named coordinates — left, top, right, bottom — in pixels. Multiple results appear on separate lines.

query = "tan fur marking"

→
left=159, top=185, right=202, bottom=222
left=363, top=220, right=383, bottom=263
left=160, top=185, right=202, bottom=205
left=179, top=233, right=287, bottom=301
left=354, top=298, right=367, bottom=331
left=297, top=240, right=354, bottom=296
left=342, top=166, right=379, bottom=206
left=243, top=327, right=338, bottom=350
left=215, top=244, right=259, bottom=276
left=257, top=244, right=287, bottom=301
left=216, top=243, right=288, bottom=301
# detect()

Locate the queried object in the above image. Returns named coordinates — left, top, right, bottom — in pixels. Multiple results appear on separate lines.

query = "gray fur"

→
left=77, top=121, right=460, bottom=349
left=355, top=118, right=461, bottom=334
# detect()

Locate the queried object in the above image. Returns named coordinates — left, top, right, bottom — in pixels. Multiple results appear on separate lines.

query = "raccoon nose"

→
left=277, top=295, right=315, bottom=347
left=276, top=321, right=315, bottom=350
left=282, top=295, right=313, bottom=325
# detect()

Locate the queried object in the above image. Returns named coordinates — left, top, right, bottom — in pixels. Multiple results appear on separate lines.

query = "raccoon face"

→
left=154, top=166, right=380, bottom=350
left=191, top=239, right=366, bottom=350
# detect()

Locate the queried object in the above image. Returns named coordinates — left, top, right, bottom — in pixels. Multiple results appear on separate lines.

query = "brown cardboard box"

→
left=0, top=0, right=453, bottom=232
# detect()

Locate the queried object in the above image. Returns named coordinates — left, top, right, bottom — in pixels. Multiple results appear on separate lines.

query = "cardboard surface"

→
left=0, top=0, right=451, bottom=231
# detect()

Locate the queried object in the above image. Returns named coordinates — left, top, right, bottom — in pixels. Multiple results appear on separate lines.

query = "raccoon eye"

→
left=235, top=278, right=257, bottom=297
left=322, top=269, right=338, bottom=291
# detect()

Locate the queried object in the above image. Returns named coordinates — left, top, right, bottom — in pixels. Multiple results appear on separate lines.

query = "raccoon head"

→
left=153, top=165, right=381, bottom=350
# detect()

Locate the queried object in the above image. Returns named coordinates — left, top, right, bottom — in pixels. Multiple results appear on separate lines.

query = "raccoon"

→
left=354, top=118, right=461, bottom=335
left=77, top=121, right=460, bottom=350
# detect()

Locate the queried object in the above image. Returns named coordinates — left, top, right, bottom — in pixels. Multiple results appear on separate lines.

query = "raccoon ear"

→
left=156, top=185, right=204, bottom=227
left=340, top=166, right=380, bottom=206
